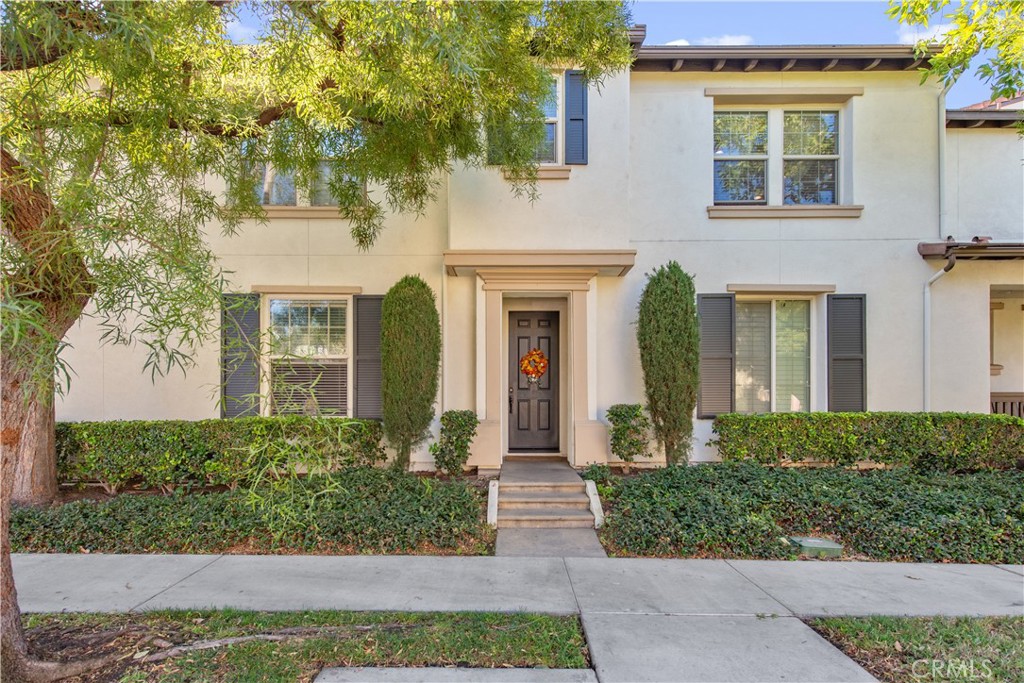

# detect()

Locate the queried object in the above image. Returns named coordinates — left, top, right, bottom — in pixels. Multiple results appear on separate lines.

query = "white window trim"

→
left=498, top=72, right=573, bottom=179
left=259, top=294, right=354, bottom=417
left=543, top=72, right=564, bottom=166
left=735, top=295, right=818, bottom=414
left=711, top=103, right=854, bottom=216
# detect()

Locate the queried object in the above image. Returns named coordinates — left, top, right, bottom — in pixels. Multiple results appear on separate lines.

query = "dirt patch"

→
left=26, top=618, right=163, bottom=682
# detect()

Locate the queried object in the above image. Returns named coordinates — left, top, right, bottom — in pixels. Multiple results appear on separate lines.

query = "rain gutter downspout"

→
left=937, top=81, right=952, bottom=239
left=923, top=252, right=956, bottom=411
left=923, top=82, right=955, bottom=411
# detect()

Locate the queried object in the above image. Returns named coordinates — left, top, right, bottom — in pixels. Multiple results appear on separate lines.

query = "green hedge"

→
left=56, top=417, right=386, bottom=493
left=12, top=468, right=486, bottom=554
left=601, top=463, right=1024, bottom=563
left=712, top=412, right=1024, bottom=472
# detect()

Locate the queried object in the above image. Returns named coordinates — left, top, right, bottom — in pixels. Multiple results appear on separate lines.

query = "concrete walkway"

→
left=14, top=554, right=1024, bottom=682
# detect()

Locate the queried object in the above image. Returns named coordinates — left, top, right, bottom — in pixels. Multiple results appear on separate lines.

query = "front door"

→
left=508, top=311, right=559, bottom=451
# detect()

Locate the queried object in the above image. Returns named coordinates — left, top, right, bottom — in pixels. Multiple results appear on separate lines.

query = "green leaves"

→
left=12, top=467, right=486, bottom=554
left=602, top=462, right=1024, bottom=562
left=636, top=262, right=700, bottom=465
left=606, top=404, right=652, bottom=467
left=430, top=410, right=479, bottom=476
left=711, top=412, right=1024, bottom=472
left=888, top=0, right=1024, bottom=103
left=55, top=416, right=387, bottom=493
left=1, top=0, right=632, bottom=412
left=381, top=275, right=441, bottom=470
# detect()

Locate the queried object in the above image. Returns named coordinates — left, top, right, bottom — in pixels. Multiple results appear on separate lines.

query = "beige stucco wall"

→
left=57, top=179, right=450, bottom=441
left=448, top=71, right=632, bottom=251
left=946, top=128, right=1024, bottom=242
left=617, top=70, right=949, bottom=460
left=54, top=62, right=1020, bottom=469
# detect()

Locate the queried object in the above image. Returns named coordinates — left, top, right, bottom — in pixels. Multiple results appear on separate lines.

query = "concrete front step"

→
left=497, top=508, right=595, bottom=528
left=499, top=482, right=586, bottom=494
left=500, top=491, right=591, bottom=510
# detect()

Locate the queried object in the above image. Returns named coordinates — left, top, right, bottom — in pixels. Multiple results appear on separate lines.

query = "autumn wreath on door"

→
left=519, top=348, right=549, bottom=385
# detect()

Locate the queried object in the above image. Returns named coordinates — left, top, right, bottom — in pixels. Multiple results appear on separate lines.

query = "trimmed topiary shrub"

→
left=381, top=275, right=441, bottom=470
left=711, top=412, right=1024, bottom=472
left=636, top=262, right=699, bottom=465
left=55, top=417, right=386, bottom=493
left=606, top=404, right=652, bottom=473
left=430, top=410, right=479, bottom=476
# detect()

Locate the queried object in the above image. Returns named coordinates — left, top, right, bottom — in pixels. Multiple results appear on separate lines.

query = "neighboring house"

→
left=56, top=29, right=1024, bottom=469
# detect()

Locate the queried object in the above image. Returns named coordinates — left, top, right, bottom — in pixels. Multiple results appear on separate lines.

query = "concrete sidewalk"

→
left=14, top=554, right=1023, bottom=682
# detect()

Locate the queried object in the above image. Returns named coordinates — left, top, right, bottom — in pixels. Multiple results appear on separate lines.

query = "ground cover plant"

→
left=12, top=468, right=490, bottom=555
left=598, top=462, right=1024, bottom=563
left=810, top=616, right=1024, bottom=683
left=22, top=610, right=588, bottom=682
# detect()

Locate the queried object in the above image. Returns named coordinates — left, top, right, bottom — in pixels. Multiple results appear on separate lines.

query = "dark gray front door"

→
left=508, top=311, right=559, bottom=451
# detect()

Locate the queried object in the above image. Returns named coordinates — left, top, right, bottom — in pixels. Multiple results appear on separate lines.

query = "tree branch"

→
left=285, top=1, right=346, bottom=52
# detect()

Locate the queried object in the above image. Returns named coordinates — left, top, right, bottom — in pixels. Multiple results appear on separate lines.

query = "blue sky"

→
left=224, top=1, right=994, bottom=109
left=630, top=1, right=991, bottom=108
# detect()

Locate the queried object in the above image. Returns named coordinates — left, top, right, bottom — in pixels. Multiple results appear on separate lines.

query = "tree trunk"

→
left=1, top=147, right=99, bottom=680
left=1, top=360, right=31, bottom=682
left=2, top=343, right=107, bottom=682
left=12, top=388, right=56, bottom=507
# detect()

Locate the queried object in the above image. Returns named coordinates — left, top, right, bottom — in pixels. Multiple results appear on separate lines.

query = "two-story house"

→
left=56, top=29, right=1024, bottom=469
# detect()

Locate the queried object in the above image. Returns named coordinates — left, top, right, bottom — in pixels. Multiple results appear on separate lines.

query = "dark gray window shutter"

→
left=698, top=294, right=736, bottom=419
left=564, top=70, right=588, bottom=165
left=221, top=293, right=261, bottom=418
left=828, top=294, right=866, bottom=412
left=354, top=295, right=384, bottom=419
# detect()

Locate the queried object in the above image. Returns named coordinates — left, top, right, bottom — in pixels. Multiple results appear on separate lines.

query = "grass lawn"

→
left=810, top=616, right=1024, bottom=682
left=24, top=610, right=587, bottom=682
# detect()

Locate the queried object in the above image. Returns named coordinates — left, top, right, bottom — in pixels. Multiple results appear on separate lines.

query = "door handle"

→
left=508, top=387, right=513, bottom=414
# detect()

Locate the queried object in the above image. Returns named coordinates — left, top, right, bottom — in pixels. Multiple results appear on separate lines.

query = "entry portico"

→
left=443, top=250, right=636, bottom=471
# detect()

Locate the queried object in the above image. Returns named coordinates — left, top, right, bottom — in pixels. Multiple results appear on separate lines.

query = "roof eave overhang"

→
left=633, top=44, right=938, bottom=73
left=918, top=241, right=1024, bottom=262
left=945, top=110, right=1020, bottom=129
left=443, top=249, right=636, bottom=278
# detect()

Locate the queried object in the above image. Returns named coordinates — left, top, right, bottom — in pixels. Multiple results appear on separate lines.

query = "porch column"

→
left=470, top=288, right=504, bottom=471
left=571, top=287, right=609, bottom=465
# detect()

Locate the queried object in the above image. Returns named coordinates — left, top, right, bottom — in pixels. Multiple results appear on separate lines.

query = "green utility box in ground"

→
left=788, top=536, right=843, bottom=558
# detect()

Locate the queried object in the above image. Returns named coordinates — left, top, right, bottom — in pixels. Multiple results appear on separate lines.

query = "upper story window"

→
left=257, top=162, right=341, bottom=207
left=487, top=70, right=587, bottom=171
left=537, top=78, right=561, bottom=164
left=714, top=109, right=840, bottom=206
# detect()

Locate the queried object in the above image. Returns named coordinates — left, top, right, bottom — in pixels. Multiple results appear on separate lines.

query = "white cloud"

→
left=666, top=38, right=691, bottom=46
left=226, top=18, right=259, bottom=44
left=897, top=23, right=952, bottom=45
left=697, top=34, right=755, bottom=46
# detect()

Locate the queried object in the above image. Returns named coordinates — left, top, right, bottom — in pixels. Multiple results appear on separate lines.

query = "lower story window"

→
left=267, top=298, right=351, bottom=416
left=735, top=299, right=810, bottom=413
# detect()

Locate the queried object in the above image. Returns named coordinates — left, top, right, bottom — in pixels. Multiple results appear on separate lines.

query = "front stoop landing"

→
left=497, top=457, right=595, bottom=529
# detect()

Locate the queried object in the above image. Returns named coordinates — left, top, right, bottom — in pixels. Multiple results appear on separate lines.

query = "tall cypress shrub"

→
left=381, top=275, right=441, bottom=469
left=636, top=262, right=699, bottom=465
